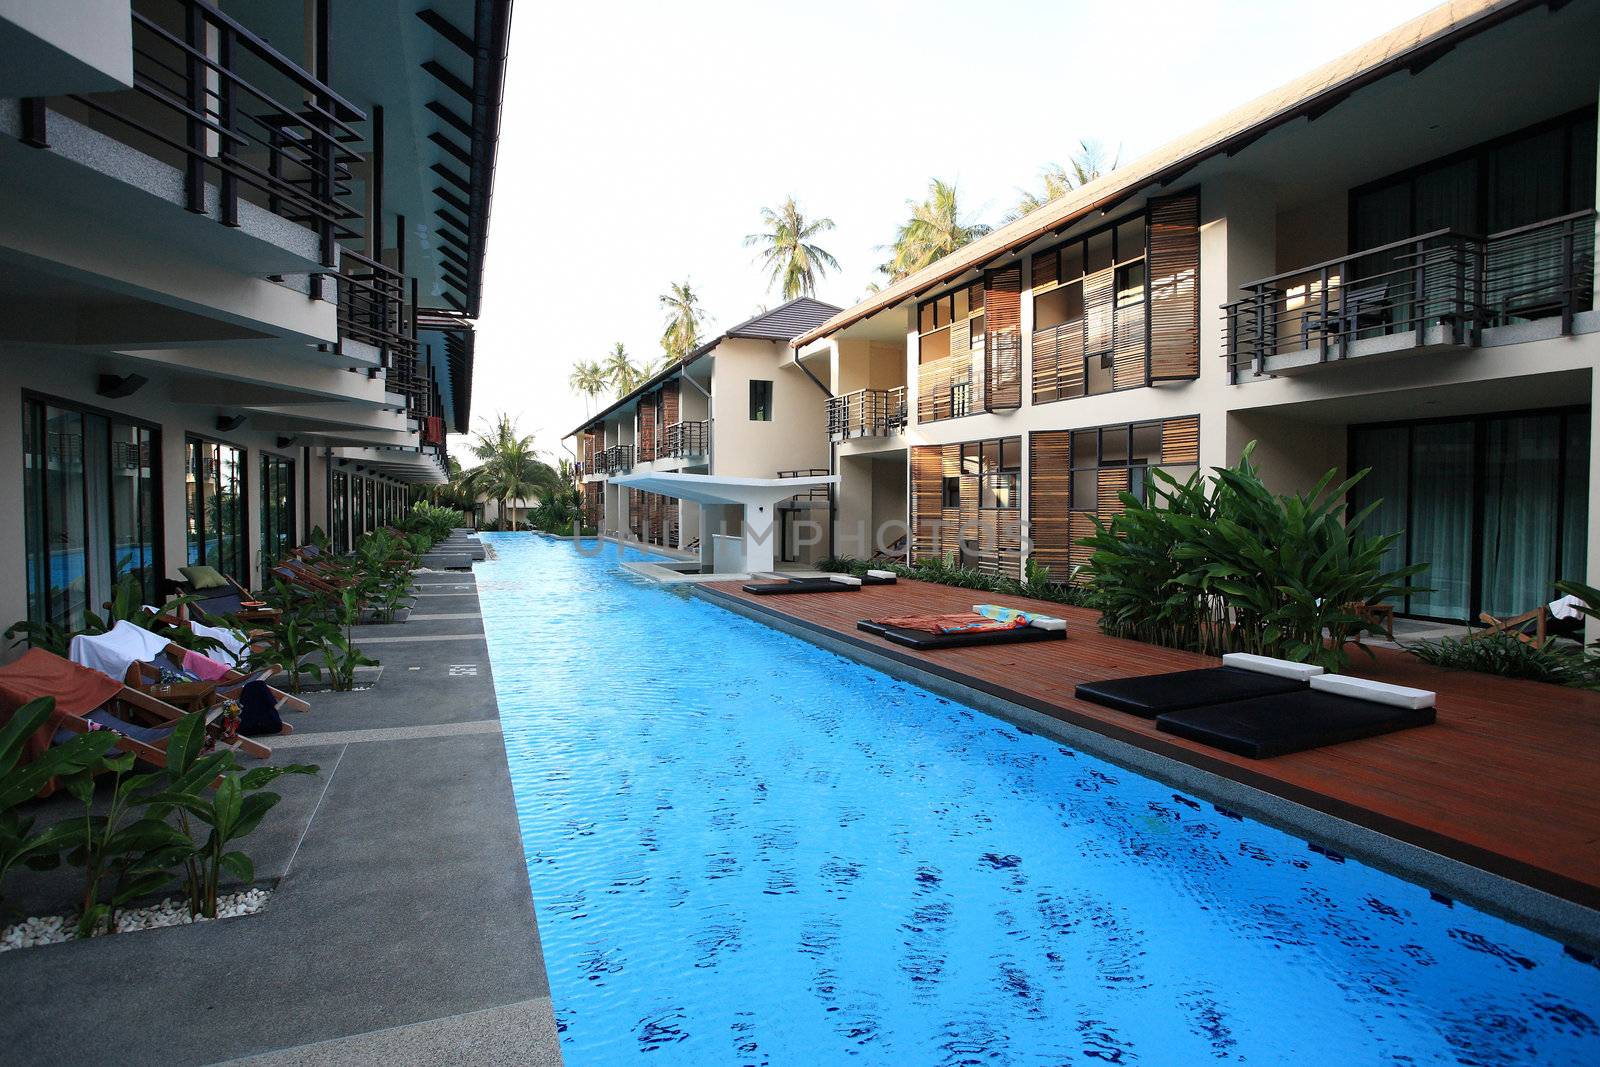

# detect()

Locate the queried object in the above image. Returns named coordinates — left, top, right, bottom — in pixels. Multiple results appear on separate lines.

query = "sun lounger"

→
left=0, top=649, right=272, bottom=783
left=858, top=604, right=1067, bottom=650
left=1075, top=653, right=1322, bottom=718
left=70, top=621, right=308, bottom=718
left=743, top=575, right=863, bottom=595
left=1156, top=673, right=1436, bottom=758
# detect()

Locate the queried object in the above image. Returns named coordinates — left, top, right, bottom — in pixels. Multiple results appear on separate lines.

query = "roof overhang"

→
left=331, top=445, right=449, bottom=484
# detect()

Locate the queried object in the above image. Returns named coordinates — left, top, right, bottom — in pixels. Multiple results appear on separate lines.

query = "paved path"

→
left=0, top=570, right=561, bottom=1066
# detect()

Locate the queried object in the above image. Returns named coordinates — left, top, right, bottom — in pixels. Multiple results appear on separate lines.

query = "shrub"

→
left=818, top=554, right=1094, bottom=607
left=1080, top=442, right=1423, bottom=672
left=1406, top=634, right=1600, bottom=689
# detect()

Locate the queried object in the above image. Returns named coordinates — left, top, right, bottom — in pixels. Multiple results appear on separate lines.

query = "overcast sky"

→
left=464, top=0, right=1441, bottom=460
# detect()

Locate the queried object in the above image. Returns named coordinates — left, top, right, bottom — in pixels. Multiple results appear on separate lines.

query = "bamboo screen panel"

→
left=983, top=266, right=1022, bottom=410
left=660, top=380, right=680, bottom=427
left=1148, top=191, right=1202, bottom=381
left=910, top=445, right=947, bottom=560
left=627, top=488, right=644, bottom=539
left=637, top=396, right=657, bottom=461
left=1162, top=415, right=1200, bottom=464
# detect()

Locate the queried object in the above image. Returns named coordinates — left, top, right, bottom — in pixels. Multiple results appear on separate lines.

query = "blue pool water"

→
left=479, top=535, right=1600, bottom=1065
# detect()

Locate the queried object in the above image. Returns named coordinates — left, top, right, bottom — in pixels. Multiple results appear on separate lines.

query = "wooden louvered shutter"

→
left=918, top=341, right=949, bottom=424
left=959, top=474, right=980, bottom=566
left=1027, top=431, right=1071, bottom=577
left=1148, top=191, right=1201, bottom=381
left=1097, top=468, right=1131, bottom=524
left=660, top=380, right=680, bottom=426
left=1161, top=415, right=1200, bottom=465
left=1031, top=323, right=1059, bottom=404
left=983, top=266, right=1022, bottom=410
left=637, top=396, right=657, bottom=461
left=1083, top=267, right=1115, bottom=358
left=911, top=446, right=943, bottom=562
left=1059, top=323, right=1085, bottom=397
left=1068, top=511, right=1099, bottom=575
left=1030, top=249, right=1058, bottom=292
left=1113, top=289, right=1146, bottom=390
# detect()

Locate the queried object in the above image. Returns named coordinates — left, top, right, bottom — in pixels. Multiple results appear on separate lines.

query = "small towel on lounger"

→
left=182, top=649, right=233, bottom=681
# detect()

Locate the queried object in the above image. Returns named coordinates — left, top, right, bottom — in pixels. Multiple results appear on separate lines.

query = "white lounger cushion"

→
left=827, top=574, right=863, bottom=586
left=866, top=569, right=897, bottom=580
left=1310, top=673, right=1435, bottom=709
left=1221, top=652, right=1324, bottom=681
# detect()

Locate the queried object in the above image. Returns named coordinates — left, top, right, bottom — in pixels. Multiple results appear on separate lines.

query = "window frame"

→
left=259, top=452, right=296, bottom=583
left=185, top=434, right=250, bottom=584
left=749, top=379, right=774, bottom=422
left=962, top=437, right=1021, bottom=510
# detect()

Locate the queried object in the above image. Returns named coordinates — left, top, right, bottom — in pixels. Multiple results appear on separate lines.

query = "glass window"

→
left=1101, top=426, right=1130, bottom=464
left=1061, top=243, right=1084, bottom=281
left=1131, top=423, right=1162, bottom=465
left=981, top=440, right=1001, bottom=474
left=260, top=453, right=296, bottom=583
left=961, top=443, right=980, bottom=475
left=749, top=380, right=773, bottom=422
left=941, top=476, right=960, bottom=508
left=1116, top=261, right=1146, bottom=308
left=953, top=287, right=969, bottom=321
left=919, top=303, right=935, bottom=333
left=1071, top=429, right=1098, bottom=465
left=1072, top=469, right=1097, bottom=510
left=1000, top=438, right=1020, bottom=472
left=1116, top=217, right=1146, bottom=262
left=331, top=469, right=350, bottom=551
left=187, top=438, right=247, bottom=583
left=1086, top=229, right=1113, bottom=273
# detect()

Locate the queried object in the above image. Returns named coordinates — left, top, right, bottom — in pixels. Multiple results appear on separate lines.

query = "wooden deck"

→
left=705, top=577, right=1600, bottom=917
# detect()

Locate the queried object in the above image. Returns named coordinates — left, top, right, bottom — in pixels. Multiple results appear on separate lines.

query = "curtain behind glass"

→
left=1350, top=427, right=1411, bottom=602
left=45, top=407, right=88, bottom=630
left=1408, top=422, right=1475, bottom=619
left=1561, top=415, right=1589, bottom=585
left=82, top=413, right=111, bottom=611
left=1480, top=415, right=1561, bottom=618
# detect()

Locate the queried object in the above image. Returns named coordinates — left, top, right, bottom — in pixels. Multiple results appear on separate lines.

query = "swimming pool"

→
left=479, top=534, right=1600, bottom=1064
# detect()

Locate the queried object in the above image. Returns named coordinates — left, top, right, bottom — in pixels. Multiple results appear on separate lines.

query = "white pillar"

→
left=699, top=503, right=720, bottom=573
left=743, top=502, right=775, bottom=574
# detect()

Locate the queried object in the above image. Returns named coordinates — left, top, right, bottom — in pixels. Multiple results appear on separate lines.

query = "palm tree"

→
left=880, top=179, right=991, bottom=283
left=601, top=342, right=643, bottom=395
left=1007, top=140, right=1120, bottom=221
left=659, top=281, right=707, bottom=364
left=568, top=359, right=608, bottom=414
left=464, top=413, right=563, bottom=530
left=744, top=196, right=840, bottom=300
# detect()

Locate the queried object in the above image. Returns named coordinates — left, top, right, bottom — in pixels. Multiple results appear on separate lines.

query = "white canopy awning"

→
left=609, top=471, right=836, bottom=572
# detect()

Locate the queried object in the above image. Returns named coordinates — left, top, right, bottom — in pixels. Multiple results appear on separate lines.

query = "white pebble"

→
left=0, top=889, right=271, bottom=952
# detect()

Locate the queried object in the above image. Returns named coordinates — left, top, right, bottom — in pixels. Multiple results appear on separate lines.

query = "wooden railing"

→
left=826, top=387, right=906, bottom=441
left=1223, top=211, right=1596, bottom=380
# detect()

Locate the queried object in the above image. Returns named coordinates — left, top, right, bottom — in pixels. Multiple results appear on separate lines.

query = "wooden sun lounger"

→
left=1472, top=605, right=1550, bottom=648
left=132, top=643, right=310, bottom=716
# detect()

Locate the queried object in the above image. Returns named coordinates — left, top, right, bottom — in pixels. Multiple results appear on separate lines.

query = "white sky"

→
left=464, top=0, right=1441, bottom=460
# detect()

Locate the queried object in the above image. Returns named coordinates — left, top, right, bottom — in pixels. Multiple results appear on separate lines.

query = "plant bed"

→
left=2, top=887, right=270, bottom=952
left=293, top=659, right=383, bottom=692
left=357, top=605, right=412, bottom=625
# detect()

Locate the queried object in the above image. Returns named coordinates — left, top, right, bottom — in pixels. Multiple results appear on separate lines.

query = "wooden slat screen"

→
left=627, top=488, right=643, bottom=540
left=637, top=395, right=657, bottom=461
left=910, top=445, right=944, bottom=561
left=1162, top=415, right=1200, bottom=464
left=1030, top=248, right=1058, bottom=293
left=1097, top=467, right=1131, bottom=522
left=660, top=379, right=680, bottom=427
left=1148, top=191, right=1202, bottom=381
left=1031, top=326, right=1060, bottom=404
left=983, top=266, right=1022, bottom=410
left=1027, top=431, right=1071, bottom=576
left=1083, top=267, right=1114, bottom=357
left=1112, top=295, right=1146, bottom=390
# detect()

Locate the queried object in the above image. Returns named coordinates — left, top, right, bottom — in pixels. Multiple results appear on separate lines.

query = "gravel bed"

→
left=1, top=888, right=270, bottom=952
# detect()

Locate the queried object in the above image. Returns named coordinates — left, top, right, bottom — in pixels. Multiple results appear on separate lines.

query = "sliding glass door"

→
left=186, top=438, right=248, bottom=583
left=23, top=397, right=159, bottom=630
left=259, top=453, right=296, bottom=583
left=1350, top=408, right=1588, bottom=623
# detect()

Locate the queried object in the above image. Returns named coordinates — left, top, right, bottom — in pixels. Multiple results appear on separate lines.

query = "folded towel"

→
left=1550, top=594, right=1586, bottom=622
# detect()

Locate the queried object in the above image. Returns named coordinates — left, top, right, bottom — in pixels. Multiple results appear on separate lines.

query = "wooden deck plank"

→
left=707, top=578, right=1600, bottom=911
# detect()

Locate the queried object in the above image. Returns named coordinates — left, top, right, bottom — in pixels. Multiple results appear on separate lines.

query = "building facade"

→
left=570, top=298, right=839, bottom=566
left=794, top=0, right=1600, bottom=626
left=0, top=0, right=508, bottom=633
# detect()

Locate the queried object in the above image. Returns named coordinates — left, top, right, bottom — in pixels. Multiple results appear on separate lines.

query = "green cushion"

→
left=180, top=565, right=229, bottom=590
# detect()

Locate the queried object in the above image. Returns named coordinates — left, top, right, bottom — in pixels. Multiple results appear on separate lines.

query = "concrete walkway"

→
left=0, top=572, right=561, bottom=1066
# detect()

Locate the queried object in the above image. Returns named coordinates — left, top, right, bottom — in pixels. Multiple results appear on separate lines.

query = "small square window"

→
left=961, top=443, right=980, bottom=475
left=1071, top=429, right=1098, bottom=465
left=749, top=380, right=773, bottom=421
left=1000, top=438, right=1020, bottom=472
left=942, top=476, right=961, bottom=508
left=981, top=440, right=1001, bottom=474
left=1116, top=217, right=1146, bottom=262
left=1072, top=469, right=1097, bottom=510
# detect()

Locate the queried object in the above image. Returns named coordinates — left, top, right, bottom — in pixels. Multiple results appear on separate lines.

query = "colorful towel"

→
left=182, top=649, right=233, bottom=681
left=873, top=612, right=1027, bottom=635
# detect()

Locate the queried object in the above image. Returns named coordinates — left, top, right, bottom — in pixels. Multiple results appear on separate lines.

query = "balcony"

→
left=598, top=444, right=635, bottom=475
left=338, top=248, right=432, bottom=418
left=34, top=0, right=365, bottom=269
left=1223, top=211, right=1596, bottom=380
left=779, top=468, right=830, bottom=504
left=660, top=420, right=709, bottom=459
left=826, top=388, right=906, bottom=441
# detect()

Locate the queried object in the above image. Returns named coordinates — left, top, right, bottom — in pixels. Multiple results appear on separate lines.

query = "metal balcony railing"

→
left=1223, top=211, right=1596, bottom=380
left=778, top=468, right=830, bottom=504
left=660, top=420, right=710, bottom=458
left=338, top=248, right=432, bottom=419
left=37, top=0, right=366, bottom=269
left=826, top=387, right=906, bottom=441
left=599, top=444, right=635, bottom=475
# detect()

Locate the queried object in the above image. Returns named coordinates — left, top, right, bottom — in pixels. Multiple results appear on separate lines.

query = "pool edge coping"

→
left=692, top=584, right=1600, bottom=958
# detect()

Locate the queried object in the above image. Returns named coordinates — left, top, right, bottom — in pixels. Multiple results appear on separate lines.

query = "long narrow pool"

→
left=479, top=535, right=1599, bottom=1065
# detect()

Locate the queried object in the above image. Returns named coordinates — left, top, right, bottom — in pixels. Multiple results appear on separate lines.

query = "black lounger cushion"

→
left=857, top=620, right=1066, bottom=650
left=1075, top=666, right=1306, bottom=718
left=861, top=573, right=898, bottom=585
left=742, top=578, right=860, bottom=595
left=1156, top=690, right=1436, bottom=759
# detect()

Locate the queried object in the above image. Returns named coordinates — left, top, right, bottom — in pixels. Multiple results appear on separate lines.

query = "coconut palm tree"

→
left=464, top=413, right=563, bottom=530
left=1006, top=141, right=1121, bottom=221
left=601, top=342, right=645, bottom=395
left=880, top=179, right=991, bottom=283
left=659, top=281, right=707, bottom=364
left=744, top=196, right=840, bottom=300
left=568, top=359, right=609, bottom=414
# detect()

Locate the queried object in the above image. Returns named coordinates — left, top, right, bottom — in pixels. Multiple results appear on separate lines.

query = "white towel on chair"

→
left=1549, top=594, right=1585, bottom=621
left=190, top=619, right=248, bottom=665
left=69, top=620, right=171, bottom=682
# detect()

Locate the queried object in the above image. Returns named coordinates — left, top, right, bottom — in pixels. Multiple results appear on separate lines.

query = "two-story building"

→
left=794, top=0, right=1599, bottom=627
left=0, top=0, right=508, bottom=632
left=569, top=298, right=839, bottom=571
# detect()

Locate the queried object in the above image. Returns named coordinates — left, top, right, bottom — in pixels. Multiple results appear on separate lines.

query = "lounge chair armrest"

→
left=1222, top=652, right=1324, bottom=681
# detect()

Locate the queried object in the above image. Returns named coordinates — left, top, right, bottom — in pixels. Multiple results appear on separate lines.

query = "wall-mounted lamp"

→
left=216, top=415, right=247, bottom=433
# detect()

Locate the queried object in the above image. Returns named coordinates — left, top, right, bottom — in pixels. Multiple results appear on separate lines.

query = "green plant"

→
left=817, top=554, right=1094, bottom=607
left=1081, top=443, right=1424, bottom=671
left=1405, top=633, right=1600, bottom=688
left=64, top=751, right=193, bottom=937
left=246, top=610, right=322, bottom=693
left=313, top=589, right=377, bottom=691
left=2, top=618, right=72, bottom=657
left=152, top=714, right=318, bottom=918
left=0, top=698, right=120, bottom=917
